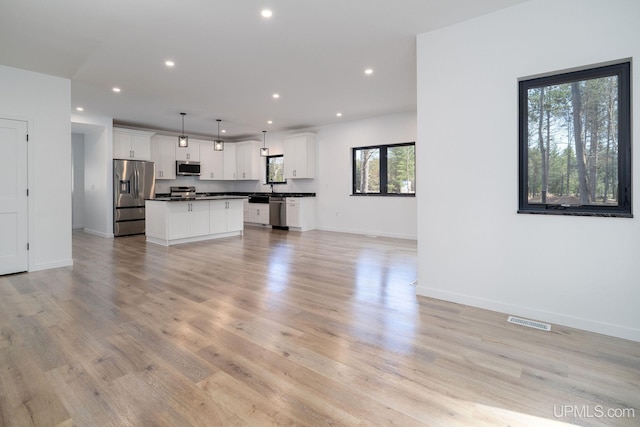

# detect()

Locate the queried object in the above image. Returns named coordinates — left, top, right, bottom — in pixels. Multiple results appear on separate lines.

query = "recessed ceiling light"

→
left=221, top=129, right=226, bottom=133
left=272, top=93, right=280, bottom=99
left=76, top=107, right=84, bottom=112
left=112, top=87, right=121, bottom=93
left=261, top=9, right=273, bottom=18
left=165, top=60, right=175, bottom=67
left=267, top=120, right=273, bottom=124
left=336, top=113, right=342, bottom=117
left=364, top=68, right=374, bottom=75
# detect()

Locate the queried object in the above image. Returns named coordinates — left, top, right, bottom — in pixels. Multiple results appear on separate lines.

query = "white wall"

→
left=315, top=113, right=417, bottom=239
left=194, top=113, right=418, bottom=239
left=71, top=133, right=85, bottom=228
left=71, top=115, right=113, bottom=238
left=416, top=0, right=640, bottom=341
left=0, top=65, right=72, bottom=271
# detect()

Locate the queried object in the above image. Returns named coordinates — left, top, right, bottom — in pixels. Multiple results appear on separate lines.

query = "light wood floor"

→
left=0, top=228, right=638, bottom=427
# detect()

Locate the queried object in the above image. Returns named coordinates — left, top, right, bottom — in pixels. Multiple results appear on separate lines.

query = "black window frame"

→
left=265, top=154, right=286, bottom=185
left=518, top=61, right=632, bottom=217
left=351, top=142, right=416, bottom=196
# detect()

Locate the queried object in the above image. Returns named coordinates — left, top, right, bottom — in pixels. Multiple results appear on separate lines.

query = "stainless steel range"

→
left=170, top=186, right=197, bottom=199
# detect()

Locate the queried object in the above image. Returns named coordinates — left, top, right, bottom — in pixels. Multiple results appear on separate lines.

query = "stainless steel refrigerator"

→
left=113, top=159, right=155, bottom=236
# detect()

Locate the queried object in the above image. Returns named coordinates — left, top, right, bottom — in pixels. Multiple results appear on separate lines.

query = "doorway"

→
left=0, top=118, right=28, bottom=274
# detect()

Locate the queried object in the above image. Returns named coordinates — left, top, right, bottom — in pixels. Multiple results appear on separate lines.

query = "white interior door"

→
left=0, top=118, right=28, bottom=275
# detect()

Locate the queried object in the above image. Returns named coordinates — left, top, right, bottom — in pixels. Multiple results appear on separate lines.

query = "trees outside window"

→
left=518, top=61, right=631, bottom=217
left=266, top=155, right=285, bottom=184
left=354, top=148, right=380, bottom=193
left=353, top=143, right=415, bottom=196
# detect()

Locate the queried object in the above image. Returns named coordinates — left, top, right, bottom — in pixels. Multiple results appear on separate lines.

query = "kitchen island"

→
left=145, top=196, right=247, bottom=246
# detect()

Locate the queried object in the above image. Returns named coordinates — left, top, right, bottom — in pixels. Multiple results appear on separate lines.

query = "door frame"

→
left=0, top=116, right=29, bottom=274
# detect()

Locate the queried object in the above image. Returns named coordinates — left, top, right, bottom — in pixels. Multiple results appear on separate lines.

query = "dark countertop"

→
left=150, top=195, right=249, bottom=202
left=154, top=192, right=316, bottom=199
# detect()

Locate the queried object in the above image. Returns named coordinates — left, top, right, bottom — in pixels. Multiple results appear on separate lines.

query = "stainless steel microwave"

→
left=176, top=160, right=201, bottom=176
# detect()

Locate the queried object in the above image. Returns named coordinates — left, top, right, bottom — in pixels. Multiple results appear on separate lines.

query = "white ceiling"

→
left=1, top=0, right=526, bottom=140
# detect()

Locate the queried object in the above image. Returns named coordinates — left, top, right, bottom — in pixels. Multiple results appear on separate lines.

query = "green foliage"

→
left=527, top=75, right=618, bottom=205
left=354, top=145, right=415, bottom=194
left=387, top=145, right=415, bottom=194
left=267, top=156, right=285, bottom=184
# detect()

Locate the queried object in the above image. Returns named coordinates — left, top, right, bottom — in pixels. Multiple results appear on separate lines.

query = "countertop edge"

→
left=148, top=196, right=249, bottom=202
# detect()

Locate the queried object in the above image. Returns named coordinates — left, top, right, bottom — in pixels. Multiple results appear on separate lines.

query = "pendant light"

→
left=178, top=112, right=188, bottom=147
left=214, top=119, right=224, bottom=151
left=260, top=130, right=269, bottom=156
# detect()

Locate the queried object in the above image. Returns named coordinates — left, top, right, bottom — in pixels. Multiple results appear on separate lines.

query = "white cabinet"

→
left=286, top=197, right=315, bottom=231
left=286, top=198, right=301, bottom=228
left=283, top=133, right=315, bottom=179
left=175, top=141, right=200, bottom=161
left=244, top=201, right=269, bottom=225
left=199, top=143, right=225, bottom=180
left=167, top=200, right=209, bottom=239
left=210, top=199, right=243, bottom=234
left=223, top=144, right=237, bottom=180
left=113, top=128, right=154, bottom=160
left=150, top=135, right=177, bottom=180
left=146, top=198, right=245, bottom=246
left=235, top=141, right=261, bottom=180
left=255, top=205, right=269, bottom=225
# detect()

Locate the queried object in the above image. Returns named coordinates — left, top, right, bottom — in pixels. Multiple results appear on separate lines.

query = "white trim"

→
left=84, top=228, right=114, bottom=239
left=30, top=259, right=73, bottom=272
left=315, top=225, right=417, bottom=241
left=146, top=230, right=243, bottom=247
left=417, top=286, right=640, bottom=342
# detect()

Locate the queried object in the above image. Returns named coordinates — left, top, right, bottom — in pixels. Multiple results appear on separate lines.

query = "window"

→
left=518, top=61, right=631, bottom=217
left=266, top=155, right=286, bottom=184
left=352, top=142, right=415, bottom=196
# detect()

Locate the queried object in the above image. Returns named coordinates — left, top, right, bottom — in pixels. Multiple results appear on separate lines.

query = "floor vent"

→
left=507, top=316, right=551, bottom=331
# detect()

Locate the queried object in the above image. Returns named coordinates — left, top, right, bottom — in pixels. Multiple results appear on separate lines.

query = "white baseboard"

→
left=29, top=258, right=73, bottom=272
left=417, top=286, right=640, bottom=343
left=314, top=225, right=417, bottom=241
left=83, top=228, right=114, bottom=238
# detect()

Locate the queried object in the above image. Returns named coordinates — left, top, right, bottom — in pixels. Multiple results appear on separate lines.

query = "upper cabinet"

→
left=223, top=144, right=237, bottom=180
left=150, top=135, right=176, bottom=180
left=235, top=141, right=261, bottom=180
left=113, top=128, right=154, bottom=160
left=199, top=143, right=224, bottom=180
left=283, top=133, right=315, bottom=179
left=175, top=141, right=200, bottom=161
